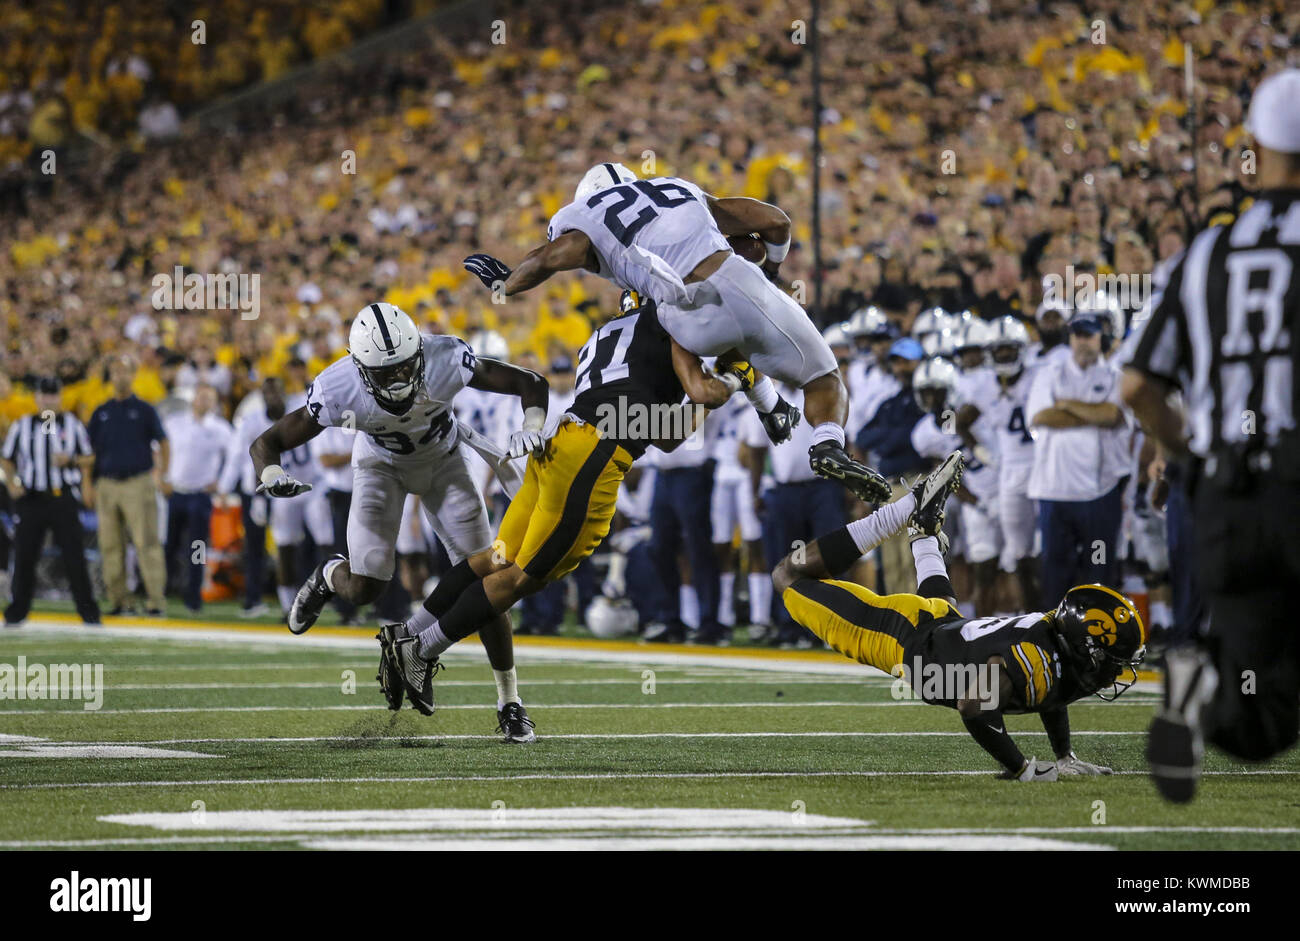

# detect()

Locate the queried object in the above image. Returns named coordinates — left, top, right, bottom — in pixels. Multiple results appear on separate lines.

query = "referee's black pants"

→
left=1193, top=474, right=1300, bottom=762
left=5, top=492, right=100, bottom=624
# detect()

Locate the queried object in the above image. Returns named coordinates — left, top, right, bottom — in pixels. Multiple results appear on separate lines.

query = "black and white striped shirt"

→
left=1122, top=188, right=1300, bottom=457
left=1, top=411, right=93, bottom=497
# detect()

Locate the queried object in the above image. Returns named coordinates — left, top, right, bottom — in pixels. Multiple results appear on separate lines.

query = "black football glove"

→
left=758, top=394, right=801, bottom=445
left=463, top=253, right=512, bottom=291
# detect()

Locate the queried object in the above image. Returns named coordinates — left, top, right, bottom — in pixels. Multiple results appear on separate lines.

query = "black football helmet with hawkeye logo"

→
left=1052, top=584, right=1147, bottom=701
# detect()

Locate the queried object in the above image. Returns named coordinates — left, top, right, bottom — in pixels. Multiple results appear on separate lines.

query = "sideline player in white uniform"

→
left=461, top=162, right=892, bottom=505
left=844, top=305, right=901, bottom=443
left=710, top=391, right=769, bottom=633
left=955, top=316, right=1042, bottom=609
left=251, top=303, right=550, bottom=742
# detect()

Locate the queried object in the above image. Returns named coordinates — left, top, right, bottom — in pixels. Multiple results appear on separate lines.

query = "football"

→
left=728, top=232, right=767, bottom=265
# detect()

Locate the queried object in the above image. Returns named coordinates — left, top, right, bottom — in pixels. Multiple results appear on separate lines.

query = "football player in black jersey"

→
left=379, top=291, right=739, bottom=717
left=771, top=451, right=1147, bottom=781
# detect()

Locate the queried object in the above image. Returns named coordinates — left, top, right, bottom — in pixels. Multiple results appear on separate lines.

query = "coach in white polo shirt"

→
left=162, top=383, right=233, bottom=612
left=1026, top=307, right=1132, bottom=609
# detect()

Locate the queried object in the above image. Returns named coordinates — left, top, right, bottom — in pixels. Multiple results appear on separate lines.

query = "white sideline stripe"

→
left=0, top=698, right=1156, bottom=715
left=0, top=745, right=220, bottom=759
left=5, top=622, right=874, bottom=676
left=100, top=677, right=887, bottom=690
left=99, top=806, right=869, bottom=833
left=5, top=769, right=1296, bottom=790
left=31, top=731, right=1145, bottom=746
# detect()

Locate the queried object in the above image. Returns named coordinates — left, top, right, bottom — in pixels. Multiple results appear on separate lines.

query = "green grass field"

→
left=1, top=617, right=1297, bottom=850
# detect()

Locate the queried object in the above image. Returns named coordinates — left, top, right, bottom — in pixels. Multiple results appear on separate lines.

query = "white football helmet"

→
left=846, top=305, right=891, bottom=338
left=987, top=315, right=1030, bottom=377
left=586, top=595, right=639, bottom=639
left=349, top=302, right=424, bottom=413
left=575, top=162, right=637, bottom=202
left=468, top=329, right=509, bottom=361
left=921, top=327, right=958, bottom=360
left=913, top=356, right=959, bottom=412
left=953, top=319, right=990, bottom=370
left=911, top=306, right=949, bottom=343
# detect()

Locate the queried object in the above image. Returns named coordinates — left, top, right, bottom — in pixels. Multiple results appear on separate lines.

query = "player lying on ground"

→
left=461, top=161, right=892, bottom=504
left=250, top=302, right=549, bottom=742
left=770, top=451, right=1147, bottom=781
left=378, top=290, right=738, bottom=714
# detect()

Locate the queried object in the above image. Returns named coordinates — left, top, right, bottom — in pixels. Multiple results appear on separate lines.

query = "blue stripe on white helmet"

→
left=349, top=302, right=424, bottom=413
left=574, top=162, right=636, bottom=202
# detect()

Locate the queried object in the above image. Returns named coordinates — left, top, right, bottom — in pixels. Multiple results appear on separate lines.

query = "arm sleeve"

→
left=148, top=404, right=167, bottom=441
left=2, top=420, right=21, bottom=462
left=71, top=417, right=93, bottom=456
left=1025, top=366, right=1055, bottom=426
left=911, top=414, right=961, bottom=459
left=1005, top=642, right=1058, bottom=709
left=1039, top=706, right=1072, bottom=759
left=304, top=379, right=340, bottom=428
left=1117, top=250, right=1187, bottom=385
left=962, top=710, right=1027, bottom=773
left=217, top=421, right=246, bottom=494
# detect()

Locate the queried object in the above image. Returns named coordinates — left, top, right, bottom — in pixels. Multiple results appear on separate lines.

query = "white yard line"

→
left=99, top=677, right=891, bottom=690
left=3, top=768, right=1295, bottom=790
left=18, top=730, right=1146, bottom=746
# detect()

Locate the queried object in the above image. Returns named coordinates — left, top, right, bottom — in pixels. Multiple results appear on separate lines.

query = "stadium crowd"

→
left=0, top=0, right=1294, bottom=642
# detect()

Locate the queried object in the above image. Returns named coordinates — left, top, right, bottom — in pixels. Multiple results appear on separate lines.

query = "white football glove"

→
left=507, top=406, right=547, bottom=459
left=1055, top=752, right=1113, bottom=776
left=256, top=465, right=312, bottom=498
left=999, top=757, right=1058, bottom=782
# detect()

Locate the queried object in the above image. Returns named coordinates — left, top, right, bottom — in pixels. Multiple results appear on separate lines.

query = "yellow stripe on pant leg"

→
left=782, top=579, right=907, bottom=676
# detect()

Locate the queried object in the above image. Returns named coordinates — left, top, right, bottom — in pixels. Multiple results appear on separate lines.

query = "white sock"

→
left=811, top=422, right=845, bottom=447
left=846, top=492, right=914, bottom=555
left=680, top=585, right=699, bottom=629
left=748, top=572, right=772, bottom=625
left=718, top=572, right=736, bottom=626
left=416, top=620, right=452, bottom=660
left=405, top=603, right=436, bottom=635
left=276, top=585, right=295, bottom=612
left=911, top=536, right=948, bottom=585
left=323, top=557, right=346, bottom=591
left=494, top=667, right=520, bottom=709
left=746, top=376, right=778, bottom=413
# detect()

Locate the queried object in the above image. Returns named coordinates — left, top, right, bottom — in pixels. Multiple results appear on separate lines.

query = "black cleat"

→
left=1147, top=647, right=1217, bottom=804
left=288, top=553, right=343, bottom=635
left=376, top=623, right=405, bottom=711
left=758, top=395, right=801, bottom=445
left=908, top=450, right=964, bottom=536
left=377, top=628, right=440, bottom=716
left=808, top=441, right=892, bottom=503
left=496, top=701, right=537, bottom=743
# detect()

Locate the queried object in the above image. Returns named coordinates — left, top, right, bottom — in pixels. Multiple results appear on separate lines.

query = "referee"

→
left=0, top=378, right=101, bottom=626
left=1120, top=68, right=1300, bottom=802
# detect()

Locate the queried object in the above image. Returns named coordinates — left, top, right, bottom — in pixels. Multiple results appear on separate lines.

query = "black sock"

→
left=817, top=526, right=862, bottom=576
left=423, top=559, right=479, bottom=618
left=440, top=579, right=500, bottom=644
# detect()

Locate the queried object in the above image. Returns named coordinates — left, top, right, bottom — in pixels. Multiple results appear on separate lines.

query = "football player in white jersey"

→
left=955, top=316, right=1041, bottom=610
left=461, top=162, right=892, bottom=505
left=844, top=305, right=901, bottom=442
left=710, top=390, right=771, bottom=634
left=251, top=303, right=550, bottom=742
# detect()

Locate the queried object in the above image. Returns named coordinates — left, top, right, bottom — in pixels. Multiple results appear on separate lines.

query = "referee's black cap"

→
left=35, top=376, right=62, bottom=395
